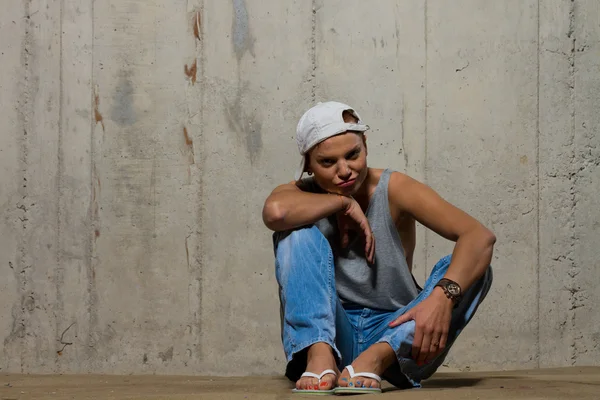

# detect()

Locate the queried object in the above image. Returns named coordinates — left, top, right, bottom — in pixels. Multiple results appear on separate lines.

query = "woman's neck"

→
left=353, top=168, right=378, bottom=209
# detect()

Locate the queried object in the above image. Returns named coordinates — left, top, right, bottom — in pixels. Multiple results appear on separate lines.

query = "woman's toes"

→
left=320, top=376, right=335, bottom=390
left=349, top=378, right=378, bottom=388
left=364, top=378, right=376, bottom=388
left=297, top=377, right=317, bottom=390
left=338, top=375, right=350, bottom=387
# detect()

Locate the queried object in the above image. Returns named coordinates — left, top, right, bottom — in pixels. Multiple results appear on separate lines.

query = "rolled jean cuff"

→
left=376, top=336, right=422, bottom=388
left=286, top=337, right=342, bottom=364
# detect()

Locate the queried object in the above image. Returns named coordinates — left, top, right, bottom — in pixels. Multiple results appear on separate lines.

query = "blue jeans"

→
left=273, top=225, right=493, bottom=388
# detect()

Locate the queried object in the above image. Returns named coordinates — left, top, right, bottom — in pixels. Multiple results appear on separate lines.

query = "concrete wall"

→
left=1, top=0, right=598, bottom=375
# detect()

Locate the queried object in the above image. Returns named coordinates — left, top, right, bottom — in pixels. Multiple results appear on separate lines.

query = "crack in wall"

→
left=536, top=0, right=541, bottom=368
left=86, top=2, right=100, bottom=369
left=55, top=0, right=66, bottom=372
left=423, top=0, right=429, bottom=277
left=566, top=0, right=580, bottom=366
left=188, top=0, right=205, bottom=363
left=6, top=0, right=36, bottom=374
left=311, top=0, right=316, bottom=103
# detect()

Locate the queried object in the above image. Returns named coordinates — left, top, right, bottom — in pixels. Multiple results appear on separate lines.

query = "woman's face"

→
left=306, top=132, right=368, bottom=196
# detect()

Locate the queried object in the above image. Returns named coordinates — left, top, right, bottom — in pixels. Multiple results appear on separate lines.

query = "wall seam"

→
left=55, top=0, right=66, bottom=373
left=424, top=0, right=429, bottom=277
left=567, top=0, right=578, bottom=366
left=196, top=0, right=206, bottom=363
left=311, top=0, right=317, bottom=103
left=536, top=0, right=541, bottom=369
left=87, top=0, right=99, bottom=370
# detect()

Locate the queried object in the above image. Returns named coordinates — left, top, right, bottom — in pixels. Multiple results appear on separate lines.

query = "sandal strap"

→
left=318, top=369, right=337, bottom=380
left=346, top=365, right=382, bottom=383
left=300, top=369, right=337, bottom=381
left=299, top=372, right=320, bottom=380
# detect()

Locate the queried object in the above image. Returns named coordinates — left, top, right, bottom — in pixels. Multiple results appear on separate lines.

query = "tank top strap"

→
left=366, top=169, right=393, bottom=217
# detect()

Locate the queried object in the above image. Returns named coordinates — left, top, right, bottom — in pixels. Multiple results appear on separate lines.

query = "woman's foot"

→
left=337, top=342, right=396, bottom=389
left=296, top=342, right=339, bottom=391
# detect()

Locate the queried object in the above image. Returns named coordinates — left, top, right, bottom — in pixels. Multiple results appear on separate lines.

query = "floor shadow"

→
left=420, top=377, right=484, bottom=389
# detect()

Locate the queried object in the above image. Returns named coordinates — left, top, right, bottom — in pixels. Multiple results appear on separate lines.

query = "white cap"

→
left=294, top=101, right=369, bottom=180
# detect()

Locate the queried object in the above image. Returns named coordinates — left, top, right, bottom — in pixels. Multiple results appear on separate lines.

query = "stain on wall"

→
left=110, top=72, right=136, bottom=126
left=192, top=10, right=202, bottom=41
left=183, top=127, right=195, bottom=165
left=226, top=0, right=262, bottom=164
left=224, top=83, right=263, bottom=165
left=94, top=92, right=105, bottom=132
left=184, top=60, right=197, bottom=85
left=232, top=0, right=255, bottom=61
left=158, top=346, right=174, bottom=362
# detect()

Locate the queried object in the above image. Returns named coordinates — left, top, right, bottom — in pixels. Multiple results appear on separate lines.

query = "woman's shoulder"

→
left=386, top=170, right=424, bottom=198
left=295, top=176, right=323, bottom=193
left=387, top=169, right=423, bottom=183
left=386, top=170, right=433, bottom=213
left=369, top=168, right=416, bottom=187
left=365, top=168, right=417, bottom=194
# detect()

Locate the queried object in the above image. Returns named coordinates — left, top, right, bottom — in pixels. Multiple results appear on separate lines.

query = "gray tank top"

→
left=299, top=169, right=419, bottom=311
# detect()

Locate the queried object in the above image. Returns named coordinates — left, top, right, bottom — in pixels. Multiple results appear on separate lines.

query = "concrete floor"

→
left=1, top=367, right=599, bottom=400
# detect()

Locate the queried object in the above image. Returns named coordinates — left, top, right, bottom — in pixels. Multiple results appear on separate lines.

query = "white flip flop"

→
left=291, top=369, right=337, bottom=395
left=334, top=365, right=382, bottom=395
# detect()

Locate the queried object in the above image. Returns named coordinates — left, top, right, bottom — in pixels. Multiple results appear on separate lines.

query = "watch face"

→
left=447, top=283, right=460, bottom=296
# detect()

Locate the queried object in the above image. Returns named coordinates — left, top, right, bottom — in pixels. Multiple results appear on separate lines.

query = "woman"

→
left=262, top=101, right=494, bottom=394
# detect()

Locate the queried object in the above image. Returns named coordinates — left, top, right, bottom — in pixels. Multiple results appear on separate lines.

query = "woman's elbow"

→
left=262, top=200, right=286, bottom=231
left=481, top=227, right=496, bottom=247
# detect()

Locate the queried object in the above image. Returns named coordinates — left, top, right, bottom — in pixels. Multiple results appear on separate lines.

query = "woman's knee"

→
left=275, top=225, right=327, bottom=255
left=274, top=225, right=331, bottom=283
left=478, top=264, right=493, bottom=297
left=484, top=265, right=493, bottom=284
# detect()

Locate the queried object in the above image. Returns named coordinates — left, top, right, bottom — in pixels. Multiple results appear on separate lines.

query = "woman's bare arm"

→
left=388, top=172, right=495, bottom=365
left=262, top=181, right=345, bottom=232
left=389, top=172, right=495, bottom=291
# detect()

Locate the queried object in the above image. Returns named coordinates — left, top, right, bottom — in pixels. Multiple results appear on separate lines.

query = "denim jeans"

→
left=273, top=225, right=493, bottom=388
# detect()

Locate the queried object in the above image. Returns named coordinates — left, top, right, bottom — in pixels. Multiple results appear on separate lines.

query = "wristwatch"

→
left=435, top=278, right=463, bottom=305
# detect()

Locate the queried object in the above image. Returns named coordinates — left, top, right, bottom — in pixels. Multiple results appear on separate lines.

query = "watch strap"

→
left=435, top=278, right=462, bottom=304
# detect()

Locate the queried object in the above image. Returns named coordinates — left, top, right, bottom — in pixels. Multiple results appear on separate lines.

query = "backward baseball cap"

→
left=294, top=101, right=369, bottom=181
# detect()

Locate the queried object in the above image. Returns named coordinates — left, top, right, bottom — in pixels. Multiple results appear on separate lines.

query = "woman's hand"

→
left=388, top=288, right=453, bottom=365
left=336, top=196, right=375, bottom=264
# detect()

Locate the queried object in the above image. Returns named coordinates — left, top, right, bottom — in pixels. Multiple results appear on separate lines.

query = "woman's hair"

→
left=342, top=110, right=358, bottom=124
